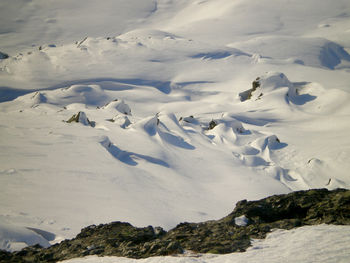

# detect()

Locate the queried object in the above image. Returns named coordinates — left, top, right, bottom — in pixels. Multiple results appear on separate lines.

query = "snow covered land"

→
left=1, top=0, right=350, bottom=261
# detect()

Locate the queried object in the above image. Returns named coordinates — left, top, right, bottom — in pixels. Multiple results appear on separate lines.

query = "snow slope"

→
left=1, top=0, right=350, bottom=253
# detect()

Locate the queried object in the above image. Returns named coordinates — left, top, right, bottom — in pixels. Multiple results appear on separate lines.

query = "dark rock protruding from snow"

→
left=1, top=188, right=349, bottom=262
left=0, top=51, right=9, bottom=59
left=239, top=77, right=260, bottom=102
left=239, top=73, right=296, bottom=102
left=208, top=119, right=217, bottom=130
left=66, top=111, right=92, bottom=126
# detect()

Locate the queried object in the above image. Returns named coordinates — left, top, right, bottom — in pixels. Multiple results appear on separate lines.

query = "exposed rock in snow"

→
left=208, top=120, right=217, bottom=130
left=0, top=51, right=9, bottom=59
left=1, top=2, right=350, bottom=261
left=66, top=111, right=92, bottom=126
left=1, top=189, right=349, bottom=262
left=239, top=77, right=261, bottom=102
left=239, top=72, right=295, bottom=102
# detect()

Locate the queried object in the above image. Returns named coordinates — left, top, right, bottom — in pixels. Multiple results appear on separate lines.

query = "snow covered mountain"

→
left=0, top=0, right=350, bottom=260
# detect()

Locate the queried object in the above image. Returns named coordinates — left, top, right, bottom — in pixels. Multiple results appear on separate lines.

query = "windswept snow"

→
left=1, top=0, right=350, bottom=256
left=0, top=221, right=51, bottom=252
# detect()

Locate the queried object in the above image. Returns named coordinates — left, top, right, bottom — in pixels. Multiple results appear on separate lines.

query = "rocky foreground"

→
left=1, top=188, right=349, bottom=262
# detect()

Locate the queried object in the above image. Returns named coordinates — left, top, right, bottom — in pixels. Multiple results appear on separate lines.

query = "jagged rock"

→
left=252, top=77, right=261, bottom=89
left=0, top=51, right=9, bottom=59
left=1, top=189, right=349, bottom=262
left=66, top=111, right=92, bottom=126
left=208, top=120, right=217, bottom=130
left=239, top=77, right=261, bottom=102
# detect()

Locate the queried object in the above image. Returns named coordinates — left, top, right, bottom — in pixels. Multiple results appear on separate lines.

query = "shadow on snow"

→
left=101, top=139, right=169, bottom=168
left=0, top=78, right=214, bottom=103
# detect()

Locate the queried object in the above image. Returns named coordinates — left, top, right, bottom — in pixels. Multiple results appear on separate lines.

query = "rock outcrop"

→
left=1, top=188, right=349, bottom=262
left=66, top=111, right=92, bottom=126
left=0, top=51, right=9, bottom=60
left=239, top=77, right=261, bottom=101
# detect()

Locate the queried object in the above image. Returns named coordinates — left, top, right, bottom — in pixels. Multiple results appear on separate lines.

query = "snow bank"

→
left=0, top=221, right=51, bottom=252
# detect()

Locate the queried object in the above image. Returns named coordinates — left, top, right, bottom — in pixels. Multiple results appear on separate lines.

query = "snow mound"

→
left=66, top=111, right=91, bottom=126
left=320, top=41, right=350, bottom=69
left=140, top=115, right=160, bottom=136
left=259, top=72, right=292, bottom=90
left=111, top=115, right=132, bottom=128
left=14, top=84, right=109, bottom=108
left=230, top=37, right=350, bottom=69
left=102, top=99, right=132, bottom=115
left=0, top=221, right=51, bottom=252
left=118, top=29, right=182, bottom=42
left=239, top=72, right=295, bottom=101
left=31, top=92, right=47, bottom=105
left=56, top=85, right=109, bottom=107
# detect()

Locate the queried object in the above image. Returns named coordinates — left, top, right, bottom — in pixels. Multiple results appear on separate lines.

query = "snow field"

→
left=0, top=0, right=350, bottom=255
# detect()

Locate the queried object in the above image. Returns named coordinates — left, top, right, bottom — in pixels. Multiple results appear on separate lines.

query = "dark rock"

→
left=0, top=250, right=12, bottom=261
left=208, top=120, right=217, bottom=130
left=0, top=51, right=9, bottom=59
left=154, top=226, right=166, bottom=236
left=239, top=77, right=261, bottom=101
left=1, top=188, right=349, bottom=262
left=66, top=111, right=92, bottom=126
left=252, top=78, right=260, bottom=89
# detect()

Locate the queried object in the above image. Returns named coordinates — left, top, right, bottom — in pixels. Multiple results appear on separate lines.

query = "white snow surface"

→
left=1, top=0, right=350, bottom=256
left=234, top=215, right=249, bottom=227
left=59, top=225, right=350, bottom=263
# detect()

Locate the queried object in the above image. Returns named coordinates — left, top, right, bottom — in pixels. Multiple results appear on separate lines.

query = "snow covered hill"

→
left=0, top=0, right=350, bottom=259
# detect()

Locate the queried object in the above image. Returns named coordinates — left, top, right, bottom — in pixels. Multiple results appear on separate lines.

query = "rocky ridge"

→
left=1, top=188, right=349, bottom=262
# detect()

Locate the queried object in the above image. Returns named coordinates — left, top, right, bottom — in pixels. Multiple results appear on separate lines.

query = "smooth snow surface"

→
left=1, top=0, right=350, bottom=253
left=0, top=221, right=51, bottom=252
left=59, top=225, right=350, bottom=263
